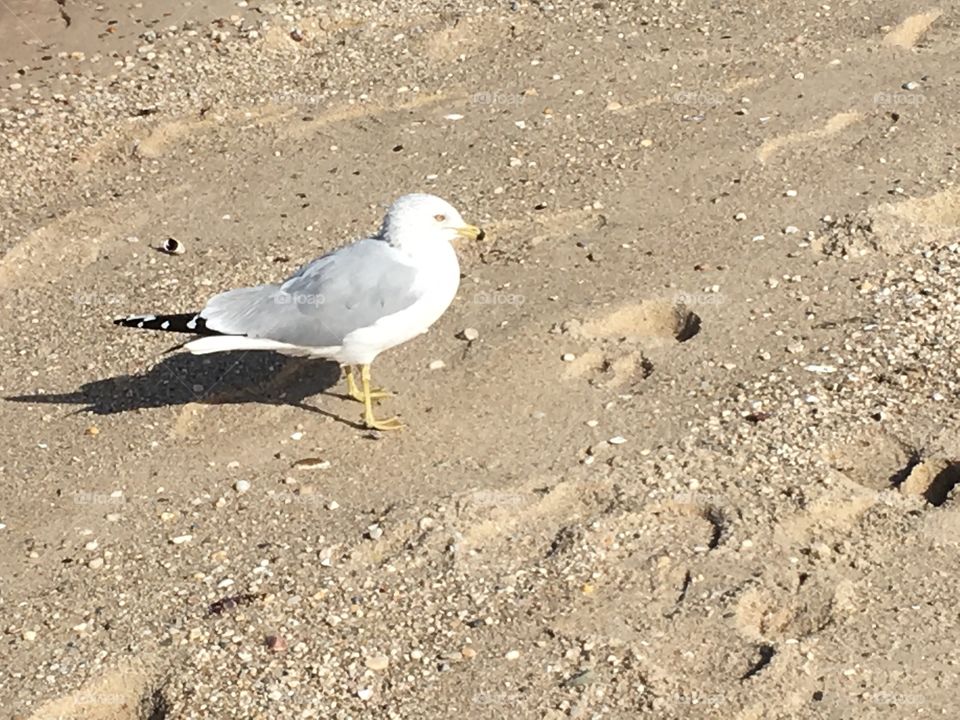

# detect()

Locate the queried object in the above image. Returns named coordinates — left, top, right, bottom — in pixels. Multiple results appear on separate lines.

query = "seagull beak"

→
left=455, top=224, right=485, bottom=241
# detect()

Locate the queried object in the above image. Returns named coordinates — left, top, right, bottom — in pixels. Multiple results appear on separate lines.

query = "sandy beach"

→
left=1, top=1, right=959, bottom=718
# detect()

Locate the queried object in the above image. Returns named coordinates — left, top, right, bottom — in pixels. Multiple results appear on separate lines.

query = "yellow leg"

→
left=344, top=365, right=391, bottom=403
left=360, top=364, right=404, bottom=431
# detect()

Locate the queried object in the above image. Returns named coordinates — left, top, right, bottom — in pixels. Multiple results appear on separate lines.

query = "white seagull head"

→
left=378, top=193, right=483, bottom=251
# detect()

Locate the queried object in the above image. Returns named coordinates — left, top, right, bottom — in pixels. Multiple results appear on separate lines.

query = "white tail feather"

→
left=184, top=335, right=339, bottom=358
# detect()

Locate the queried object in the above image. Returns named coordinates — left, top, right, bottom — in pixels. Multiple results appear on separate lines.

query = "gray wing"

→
left=200, top=238, right=420, bottom=347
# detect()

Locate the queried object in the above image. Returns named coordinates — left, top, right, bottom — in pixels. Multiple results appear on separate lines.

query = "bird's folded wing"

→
left=201, top=239, right=421, bottom=347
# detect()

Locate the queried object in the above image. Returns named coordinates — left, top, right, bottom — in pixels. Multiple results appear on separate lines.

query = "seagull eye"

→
left=434, top=214, right=446, bottom=222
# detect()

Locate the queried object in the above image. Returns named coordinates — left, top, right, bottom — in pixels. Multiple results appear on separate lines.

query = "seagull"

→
left=114, top=193, right=484, bottom=430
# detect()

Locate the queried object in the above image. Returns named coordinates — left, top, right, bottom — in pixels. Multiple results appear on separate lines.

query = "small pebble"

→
left=461, top=327, right=480, bottom=341
left=171, top=534, right=193, bottom=545
left=608, top=436, right=627, bottom=445
left=505, top=649, right=521, bottom=661
left=562, top=353, right=576, bottom=362
left=365, top=655, right=389, bottom=671
left=428, top=360, right=446, bottom=370
left=293, top=458, right=330, bottom=470
left=811, top=542, right=832, bottom=559
left=234, top=479, right=251, bottom=493
left=567, top=669, right=598, bottom=688
left=357, top=688, right=374, bottom=701
left=265, top=635, right=287, bottom=653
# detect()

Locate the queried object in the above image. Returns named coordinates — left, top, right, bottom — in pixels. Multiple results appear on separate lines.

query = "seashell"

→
left=161, top=237, right=185, bottom=255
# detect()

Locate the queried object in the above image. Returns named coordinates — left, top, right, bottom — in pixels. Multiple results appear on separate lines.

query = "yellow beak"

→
left=455, top=224, right=485, bottom=241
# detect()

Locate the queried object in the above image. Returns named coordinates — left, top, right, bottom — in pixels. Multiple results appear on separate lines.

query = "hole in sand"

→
left=577, top=301, right=701, bottom=344
left=25, top=666, right=165, bottom=720
left=741, top=643, right=776, bottom=681
left=144, top=687, right=170, bottom=720
left=925, top=464, right=960, bottom=506
left=675, top=309, right=702, bottom=342
left=824, top=432, right=919, bottom=492
left=896, top=459, right=960, bottom=507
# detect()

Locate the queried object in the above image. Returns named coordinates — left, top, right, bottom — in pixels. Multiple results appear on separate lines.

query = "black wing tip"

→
left=112, top=312, right=220, bottom=335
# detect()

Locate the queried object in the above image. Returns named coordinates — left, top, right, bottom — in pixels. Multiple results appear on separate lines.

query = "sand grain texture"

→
left=1, top=1, right=959, bottom=718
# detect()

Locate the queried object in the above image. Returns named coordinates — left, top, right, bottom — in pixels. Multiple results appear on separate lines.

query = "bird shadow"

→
left=6, top=352, right=366, bottom=428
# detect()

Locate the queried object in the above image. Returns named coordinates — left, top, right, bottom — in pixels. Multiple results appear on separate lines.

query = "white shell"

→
left=161, top=238, right=185, bottom=255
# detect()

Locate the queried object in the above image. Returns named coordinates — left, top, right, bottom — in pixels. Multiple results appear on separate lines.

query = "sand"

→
left=1, top=0, right=959, bottom=718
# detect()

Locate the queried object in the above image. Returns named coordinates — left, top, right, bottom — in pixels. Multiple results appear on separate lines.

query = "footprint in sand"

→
left=560, top=300, right=701, bottom=386
left=824, top=430, right=960, bottom=506
left=24, top=663, right=163, bottom=720
left=882, top=9, right=942, bottom=49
